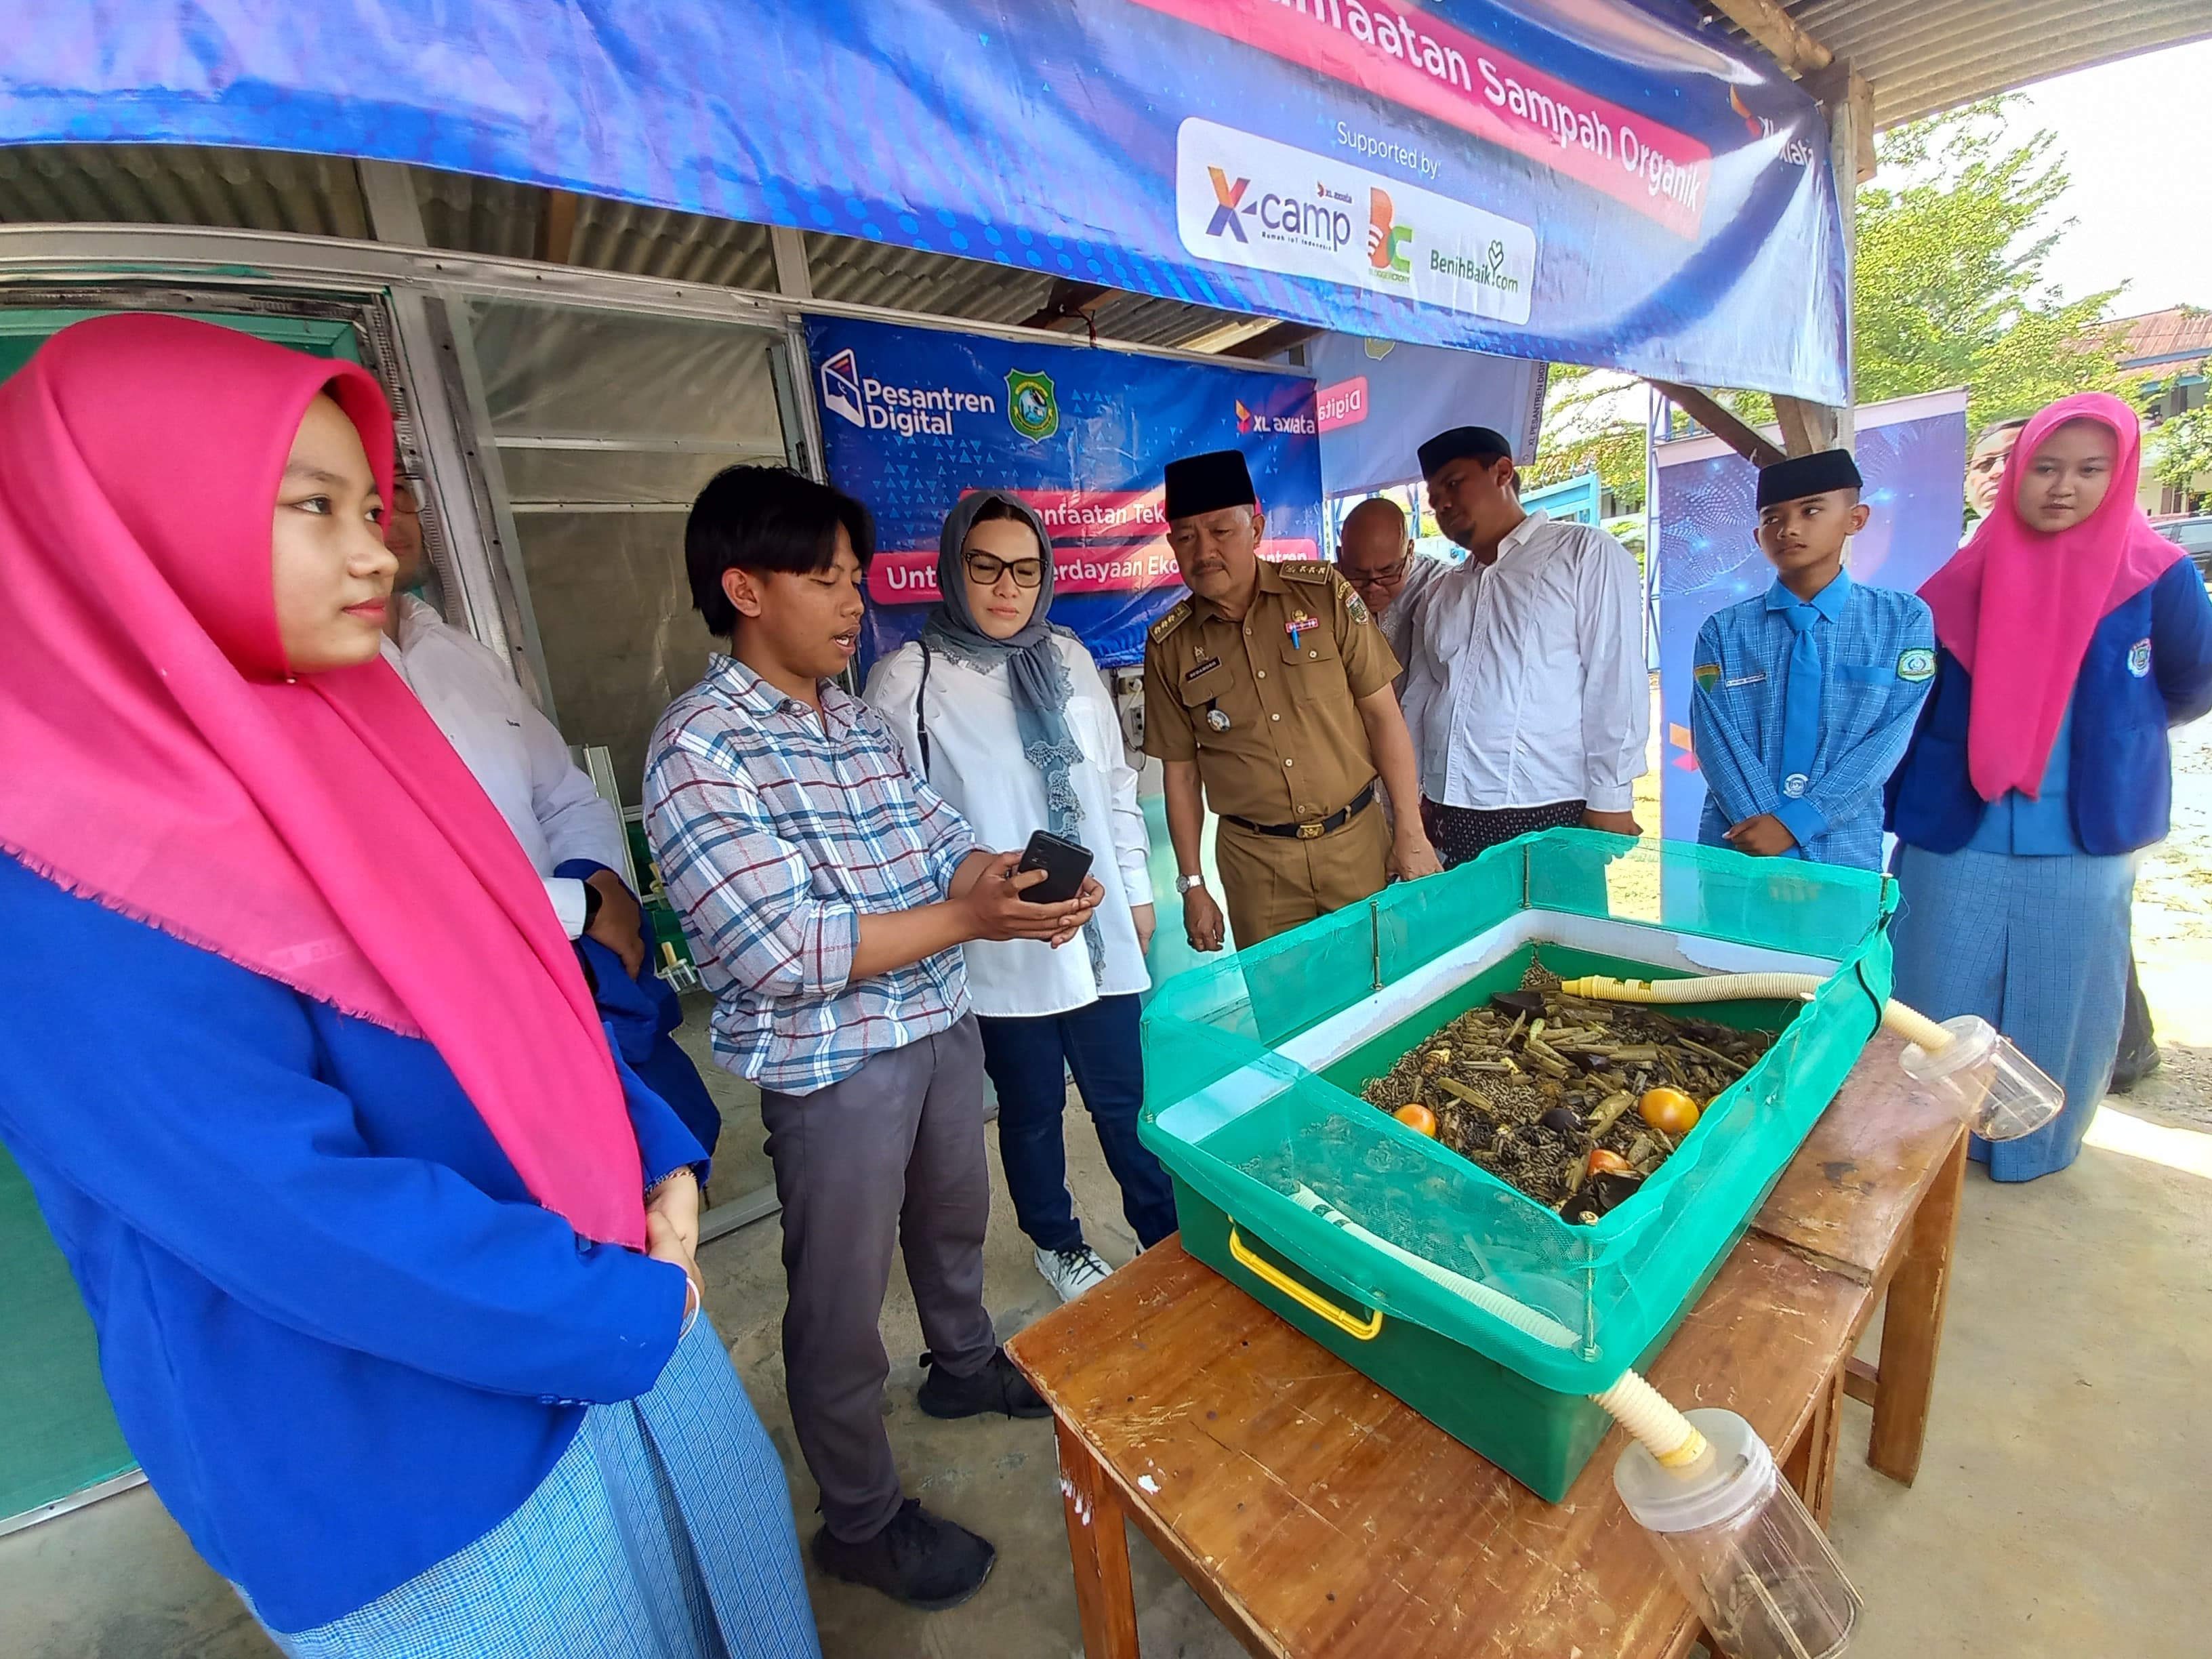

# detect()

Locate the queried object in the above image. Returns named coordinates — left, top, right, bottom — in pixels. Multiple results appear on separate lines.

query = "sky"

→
left=2009, top=38, right=2212, bottom=318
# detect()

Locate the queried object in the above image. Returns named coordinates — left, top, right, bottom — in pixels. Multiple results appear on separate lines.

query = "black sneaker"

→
left=811, top=1498, right=996, bottom=1611
left=916, top=1347, right=1050, bottom=1420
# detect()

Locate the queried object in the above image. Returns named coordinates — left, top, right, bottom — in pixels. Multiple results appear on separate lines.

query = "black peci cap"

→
left=1417, top=425, right=1514, bottom=478
left=1755, top=449, right=1863, bottom=509
left=1163, top=449, right=1257, bottom=520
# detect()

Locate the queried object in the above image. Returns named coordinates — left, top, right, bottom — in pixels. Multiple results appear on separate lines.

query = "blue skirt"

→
left=1889, top=844, right=2133, bottom=1183
left=251, top=1316, right=820, bottom=1659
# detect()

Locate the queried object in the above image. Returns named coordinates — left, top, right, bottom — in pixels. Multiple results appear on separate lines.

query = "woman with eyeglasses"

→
left=864, top=493, right=1174, bottom=1304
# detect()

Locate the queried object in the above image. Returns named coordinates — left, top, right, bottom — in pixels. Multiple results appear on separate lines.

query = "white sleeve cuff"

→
left=1583, top=781, right=1637, bottom=813
left=546, top=876, right=590, bottom=940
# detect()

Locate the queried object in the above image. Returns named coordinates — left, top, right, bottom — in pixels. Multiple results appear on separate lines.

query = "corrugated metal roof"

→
left=2103, top=307, right=2212, bottom=370
left=0, top=144, right=1254, bottom=352
left=1697, top=1, right=2211, bottom=129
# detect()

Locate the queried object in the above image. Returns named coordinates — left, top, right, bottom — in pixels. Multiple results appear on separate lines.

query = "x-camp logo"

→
left=1206, top=168, right=1250, bottom=241
left=1367, top=188, right=1411, bottom=275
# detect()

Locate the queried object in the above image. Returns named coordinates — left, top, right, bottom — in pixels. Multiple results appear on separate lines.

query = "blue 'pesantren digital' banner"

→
left=9, top=0, right=1847, bottom=400
left=806, top=317, right=1322, bottom=674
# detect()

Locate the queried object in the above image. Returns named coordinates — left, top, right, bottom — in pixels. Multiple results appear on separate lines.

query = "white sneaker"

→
left=1035, top=1244, right=1113, bottom=1303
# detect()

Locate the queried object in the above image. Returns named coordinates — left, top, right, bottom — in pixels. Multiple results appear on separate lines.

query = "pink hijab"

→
left=0, top=314, right=645, bottom=1249
left=1921, top=391, right=2181, bottom=802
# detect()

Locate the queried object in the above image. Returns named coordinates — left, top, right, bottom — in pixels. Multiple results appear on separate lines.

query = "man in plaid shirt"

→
left=644, top=468, right=1101, bottom=1613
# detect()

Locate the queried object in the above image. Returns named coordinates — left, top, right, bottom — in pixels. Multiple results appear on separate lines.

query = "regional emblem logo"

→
left=1006, top=369, right=1059, bottom=442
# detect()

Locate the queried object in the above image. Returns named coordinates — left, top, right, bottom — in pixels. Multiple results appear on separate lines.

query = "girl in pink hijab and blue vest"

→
left=1886, top=392, right=2212, bottom=1181
left=0, top=316, right=818, bottom=1657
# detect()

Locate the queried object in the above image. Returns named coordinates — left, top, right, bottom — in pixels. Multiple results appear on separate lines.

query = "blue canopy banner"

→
left=808, top=317, right=1322, bottom=674
left=1308, top=330, right=1547, bottom=495
left=1650, top=387, right=1970, bottom=846
left=10, top=0, right=1846, bottom=400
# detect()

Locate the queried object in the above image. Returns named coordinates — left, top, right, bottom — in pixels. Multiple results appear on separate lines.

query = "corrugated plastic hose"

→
left=1591, top=1368, right=1709, bottom=1468
left=1557, top=970, right=1954, bottom=1052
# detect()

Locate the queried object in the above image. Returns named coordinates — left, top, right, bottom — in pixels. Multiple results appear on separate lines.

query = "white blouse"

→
left=864, top=634, right=1154, bottom=1019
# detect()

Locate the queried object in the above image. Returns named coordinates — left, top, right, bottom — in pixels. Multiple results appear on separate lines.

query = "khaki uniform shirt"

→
left=1141, top=558, right=1399, bottom=825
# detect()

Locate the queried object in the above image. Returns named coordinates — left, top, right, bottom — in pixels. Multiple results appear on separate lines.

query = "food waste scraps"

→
left=1359, top=960, right=1778, bottom=1223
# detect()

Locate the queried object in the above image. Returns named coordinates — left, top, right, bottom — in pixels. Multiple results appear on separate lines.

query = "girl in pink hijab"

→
left=1886, top=392, right=2212, bottom=1181
left=0, top=316, right=818, bottom=1656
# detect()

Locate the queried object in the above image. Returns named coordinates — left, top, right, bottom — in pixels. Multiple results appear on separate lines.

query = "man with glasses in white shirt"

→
left=1401, top=426, right=1648, bottom=866
left=1334, top=496, right=1452, bottom=699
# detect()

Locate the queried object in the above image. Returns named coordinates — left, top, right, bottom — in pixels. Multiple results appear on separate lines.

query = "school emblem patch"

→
left=1897, top=647, right=1936, bottom=682
left=2127, top=639, right=2152, bottom=678
left=1693, top=662, right=1721, bottom=692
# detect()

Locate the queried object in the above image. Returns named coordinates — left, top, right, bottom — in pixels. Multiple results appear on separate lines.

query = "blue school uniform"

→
left=1886, top=558, right=2212, bottom=1182
left=1690, top=570, right=1936, bottom=869
left=0, top=853, right=815, bottom=1653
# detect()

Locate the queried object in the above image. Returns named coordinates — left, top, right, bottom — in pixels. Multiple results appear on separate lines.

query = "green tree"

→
left=1851, top=98, right=2124, bottom=429
left=2150, top=383, right=2212, bottom=511
left=1561, top=98, right=2129, bottom=468
left=1528, top=365, right=1645, bottom=512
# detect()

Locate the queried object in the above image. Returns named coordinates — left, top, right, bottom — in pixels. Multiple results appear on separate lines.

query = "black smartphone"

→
left=1015, top=830, right=1094, bottom=905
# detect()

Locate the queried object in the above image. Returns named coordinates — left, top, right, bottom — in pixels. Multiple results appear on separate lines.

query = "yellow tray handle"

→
left=1227, top=1221, right=1384, bottom=1341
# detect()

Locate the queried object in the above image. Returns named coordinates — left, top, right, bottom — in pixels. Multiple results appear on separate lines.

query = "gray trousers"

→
left=757, top=1015, right=999, bottom=1542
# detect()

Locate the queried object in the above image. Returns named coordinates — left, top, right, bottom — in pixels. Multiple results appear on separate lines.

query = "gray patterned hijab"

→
left=920, top=491, right=1103, bottom=973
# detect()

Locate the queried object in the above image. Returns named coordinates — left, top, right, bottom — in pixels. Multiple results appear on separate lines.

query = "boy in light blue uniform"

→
left=1691, top=449, right=1936, bottom=870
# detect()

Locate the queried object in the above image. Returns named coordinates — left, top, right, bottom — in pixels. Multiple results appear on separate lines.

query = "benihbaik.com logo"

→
left=1367, top=188, right=1412, bottom=276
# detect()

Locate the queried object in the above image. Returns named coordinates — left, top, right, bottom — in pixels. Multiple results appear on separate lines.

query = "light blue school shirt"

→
left=1691, top=569, right=1937, bottom=870
left=1963, top=700, right=2085, bottom=855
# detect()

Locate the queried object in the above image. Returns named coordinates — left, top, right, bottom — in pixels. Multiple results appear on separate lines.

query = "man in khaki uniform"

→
left=1142, top=449, right=1439, bottom=951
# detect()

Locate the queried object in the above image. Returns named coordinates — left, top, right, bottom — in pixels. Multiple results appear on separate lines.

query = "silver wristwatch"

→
left=1174, top=874, right=1206, bottom=896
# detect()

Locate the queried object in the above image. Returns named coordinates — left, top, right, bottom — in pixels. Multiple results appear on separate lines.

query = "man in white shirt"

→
left=379, top=482, right=723, bottom=1160
left=1334, top=496, right=1453, bottom=699
left=378, top=481, right=644, bottom=968
left=1400, top=426, right=1647, bottom=866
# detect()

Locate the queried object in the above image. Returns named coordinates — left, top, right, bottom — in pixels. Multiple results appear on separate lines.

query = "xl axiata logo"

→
left=819, top=348, right=866, bottom=428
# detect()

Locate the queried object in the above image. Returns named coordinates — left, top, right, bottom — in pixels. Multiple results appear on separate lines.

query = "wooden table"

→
left=1006, top=1032, right=1967, bottom=1658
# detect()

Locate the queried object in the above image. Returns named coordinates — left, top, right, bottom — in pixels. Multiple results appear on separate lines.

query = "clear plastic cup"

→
left=1614, top=1408, right=1860, bottom=1659
left=1897, top=1015, right=2064, bottom=1142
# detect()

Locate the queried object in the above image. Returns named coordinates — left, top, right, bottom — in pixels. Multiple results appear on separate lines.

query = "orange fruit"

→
left=1638, top=1087, right=1702, bottom=1134
left=1393, top=1103, right=1439, bottom=1137
left=1587, top=1147, right=1634, bottom=1178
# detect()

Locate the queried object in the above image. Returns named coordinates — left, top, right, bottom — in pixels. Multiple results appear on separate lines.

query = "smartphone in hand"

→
left=1015, top=830, right=1094, bottom=905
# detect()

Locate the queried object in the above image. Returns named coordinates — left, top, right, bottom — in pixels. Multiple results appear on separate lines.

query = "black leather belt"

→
left=1224, top=782, right=1376, bottom=841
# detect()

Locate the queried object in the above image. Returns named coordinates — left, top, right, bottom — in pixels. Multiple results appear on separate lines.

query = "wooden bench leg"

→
left=1782, top=1363, right=1847, bottom=1528
left=1055, top=1414, right=1143, bottom=1659
left=1867, top=1130, right=1967, bottom=1485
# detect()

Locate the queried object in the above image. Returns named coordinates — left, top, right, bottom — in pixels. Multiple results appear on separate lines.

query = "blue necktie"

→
left=1778, top=602, right=1822, bottom=809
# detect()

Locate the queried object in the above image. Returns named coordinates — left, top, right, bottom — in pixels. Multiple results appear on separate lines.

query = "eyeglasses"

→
left=964, top=553, right=1044, bottom=588
left=1341, top=554, right=1410, bottom=591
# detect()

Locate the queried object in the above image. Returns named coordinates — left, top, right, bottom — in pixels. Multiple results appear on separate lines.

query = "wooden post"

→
left=533, top=188, right=579, bottom=266
left=1645, top=380, right=1786, bottom=467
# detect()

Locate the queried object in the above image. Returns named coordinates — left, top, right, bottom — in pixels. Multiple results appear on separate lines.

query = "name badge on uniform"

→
left=2127, top=639, right=2152, bottom=678
left=1722, top=672, right=1767, bottom=689
left=1183, top=655, right=1221, bottom=682
left=1286, top=611, right=1322, bottom=651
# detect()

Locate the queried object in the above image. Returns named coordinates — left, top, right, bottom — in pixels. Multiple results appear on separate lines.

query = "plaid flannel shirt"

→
left=642, top=655, right=975, bottom=1096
